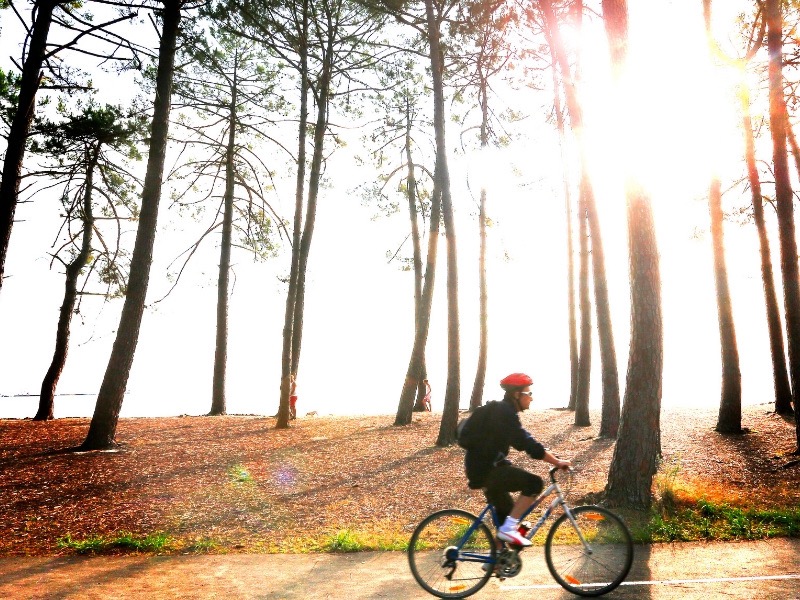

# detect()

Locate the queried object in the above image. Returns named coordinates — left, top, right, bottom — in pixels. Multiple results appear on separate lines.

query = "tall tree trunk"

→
left=288, top=11, right=334, bottom=420
left=0, top=0, right=57, bottom=293
left=708, top=177, right=742, bottom=433
left=396, top=185, right=441, bottom=425
left=424, top=0, right=461, bottom=447
left=743, top=86, right=792, bottom=415
left=541, top=0, right=620, bottom=431
left=575, top=188, right=592, bottom=424
left=210, top=65, right=239, bottom=417
left=35, top=145, right=99, bottom=421
left=601, top=0, right=628, bottom=78
left=469, top=185, right=488, bottom=411
left=404, top=102, right=430, bottom=413
left=787, top=115, right=800, bottom=188
left=79, top=0, right=180, bottom=450
left=470, top=73, right=489, bottom=411
left=542, top=0, right=584, bottom=414
left=766, top=0, right=800, bottom=453
left=290, top=51, right=331, bottom=378
left=278, top=0, right=309, bottom=429
left=593, top=0, right=628, bottom=437
left=552, top=68, right=578, bottom=411
left=601, top=0, right=664, bottom=507
left=586, top=180, right=621, bottom=434
left=605, top=183, right=663, bottom=508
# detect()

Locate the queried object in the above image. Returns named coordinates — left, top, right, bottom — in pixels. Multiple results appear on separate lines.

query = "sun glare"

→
left=464, top=145, right=528, bottom=204
left=575, top=9, right=744, bottom=218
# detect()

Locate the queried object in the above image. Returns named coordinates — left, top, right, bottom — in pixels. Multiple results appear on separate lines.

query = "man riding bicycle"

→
left=462, top=372, right=571, bottom=547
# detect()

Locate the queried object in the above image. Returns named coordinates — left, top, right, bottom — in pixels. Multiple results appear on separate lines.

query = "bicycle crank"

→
left=495, top=548, right=522, bottom=579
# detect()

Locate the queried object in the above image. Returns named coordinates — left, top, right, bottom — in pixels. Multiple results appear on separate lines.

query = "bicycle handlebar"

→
left=548, top=465, right=573, bottom=483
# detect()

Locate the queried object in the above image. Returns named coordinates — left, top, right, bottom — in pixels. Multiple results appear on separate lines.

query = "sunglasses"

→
left=520, top=391, right=533, bottom=397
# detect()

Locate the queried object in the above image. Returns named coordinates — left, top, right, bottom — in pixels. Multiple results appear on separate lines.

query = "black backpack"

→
left=456, top=403, right=491, bottom=449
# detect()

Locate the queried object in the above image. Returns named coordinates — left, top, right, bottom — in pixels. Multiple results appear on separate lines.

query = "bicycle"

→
left=407, top=467, right=633, bottom=598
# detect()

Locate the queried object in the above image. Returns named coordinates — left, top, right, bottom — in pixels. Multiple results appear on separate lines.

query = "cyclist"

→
left=463, top=372, right=571, bottom=547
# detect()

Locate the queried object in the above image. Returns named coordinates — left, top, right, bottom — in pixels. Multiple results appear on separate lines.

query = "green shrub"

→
left=323, top=530, right=362, bottom=552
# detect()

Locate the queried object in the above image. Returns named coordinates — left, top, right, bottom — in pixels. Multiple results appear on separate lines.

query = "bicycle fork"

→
left=561, top=503, right=594, bottom=554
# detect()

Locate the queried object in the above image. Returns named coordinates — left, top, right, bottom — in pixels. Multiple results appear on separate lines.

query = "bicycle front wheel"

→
left=545, top=505, right=633, bottom=597
left=407, top=509, right=496, bottom=599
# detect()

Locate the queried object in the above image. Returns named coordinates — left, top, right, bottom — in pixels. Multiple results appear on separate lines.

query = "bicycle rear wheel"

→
left=407, top=509, right=496, bottom=599
left=545, top=505, right=633, bottom=597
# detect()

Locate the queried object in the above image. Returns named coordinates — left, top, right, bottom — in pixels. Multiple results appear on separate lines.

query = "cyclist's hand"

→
left=556, top=459, right=572, bottom=471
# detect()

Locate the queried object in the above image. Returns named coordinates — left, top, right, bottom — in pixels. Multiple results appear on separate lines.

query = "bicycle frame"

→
left=408, top=468, right=634, bottom=598
left=455, top=468, right=580, bottom=565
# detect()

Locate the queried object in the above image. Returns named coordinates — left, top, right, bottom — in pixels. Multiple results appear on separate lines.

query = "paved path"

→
left=1, top=538, right=799, bottom=599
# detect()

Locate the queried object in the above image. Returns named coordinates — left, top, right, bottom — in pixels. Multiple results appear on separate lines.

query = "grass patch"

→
left=112, top=532, right=173, bottom=552
left=654, top=454, right=683, bottom=512
left=57, top=534, right=107, bottom=554
left=57, top=532, right=174, bottom=554
left=323, top=529, right=362, bottom=552
left=53, top=500, right=800, bottom=556
left=642, top=454, right=800, bottom=541
left=647, top=500, right=800, bottom=542
left=320, top=528, right=410, bottom=553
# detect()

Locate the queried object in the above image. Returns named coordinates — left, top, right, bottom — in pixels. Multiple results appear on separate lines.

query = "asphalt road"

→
left=1, top=538, right=798, bottom=599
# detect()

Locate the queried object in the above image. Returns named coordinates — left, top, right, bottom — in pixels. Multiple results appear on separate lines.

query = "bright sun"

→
left=568, top=4, right=747, bottom=230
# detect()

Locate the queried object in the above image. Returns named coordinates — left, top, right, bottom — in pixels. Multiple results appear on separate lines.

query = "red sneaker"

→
left=497, top=528, right=532, bottom=547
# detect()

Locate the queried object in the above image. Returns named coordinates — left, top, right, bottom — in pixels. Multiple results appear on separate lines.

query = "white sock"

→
left=500, top=516, right=519, bottom=532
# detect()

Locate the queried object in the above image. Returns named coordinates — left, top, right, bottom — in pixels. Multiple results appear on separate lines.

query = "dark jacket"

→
left=464, top=399, right=546, bottom=488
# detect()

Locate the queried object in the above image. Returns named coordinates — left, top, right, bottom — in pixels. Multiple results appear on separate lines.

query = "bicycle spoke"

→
left=545, top=506, right=633, bottom=597
left=408, top=509, right=496, bottom=598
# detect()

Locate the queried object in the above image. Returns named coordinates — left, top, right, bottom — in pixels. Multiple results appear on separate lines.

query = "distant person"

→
left=289, top=375, right=298, bottom=420
left=413, top=378, right=432, bottom=412
left=422, top=379, right=431, bottom=411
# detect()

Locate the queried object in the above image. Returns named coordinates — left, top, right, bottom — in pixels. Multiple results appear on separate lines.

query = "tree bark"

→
left=469, top=72, right=489, bottom=411
left=575, top=187, right=592, bottom=425
left=79, top=0, right=180, bottom=450
left=540, top=0, right=620, bottom=431
left=35, top=145, right=99, bottom=421
left=423, top=0, right=461, bottom=447
left=708, top=177, right=742, bottom=433
left=742, top=86, right=792, bottom=415
left=469, top=185, right=488, bottom=411
left=210, top=61, right=239, bottom=417
left=278, top=0, right=309, bottom=429
left=601, top=0, right=628, bottom=78
left=0, top=0, right=58, bottom=293
left=552, top=68, right=578, bottom=411
left=396, top=185, right=441, bottom=425
left=588, top=181, right=620, bottom=435
left=766, top=0, right=800, bottom=453
left=601, top=0, right=665, bottom=507
left=287, top=5, right=333, bottom=425
left=605, top=183, right=663, bottom=508
left=289, top=50, right=330, bottom=381
left=582, top=7, right=620, bottom=437
left=404, top=101, right=430, bottom=413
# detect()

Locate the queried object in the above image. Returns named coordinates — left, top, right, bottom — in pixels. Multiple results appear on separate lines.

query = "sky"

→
left=0, top=1, right=787, bottom=421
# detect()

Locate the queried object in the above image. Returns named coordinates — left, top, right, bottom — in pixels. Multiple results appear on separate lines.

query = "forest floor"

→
left=0, top=403, right=798, bottom=556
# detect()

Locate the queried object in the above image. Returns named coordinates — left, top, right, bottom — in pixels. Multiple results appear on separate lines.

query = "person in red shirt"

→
left=289, top=375, right=298, bottom=420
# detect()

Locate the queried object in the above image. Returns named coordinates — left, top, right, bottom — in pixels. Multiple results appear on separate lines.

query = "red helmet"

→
left=500, top=373, right=533, bottom=390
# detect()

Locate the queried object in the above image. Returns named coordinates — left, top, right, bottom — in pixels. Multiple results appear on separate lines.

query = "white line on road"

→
left=501, top=573, right=800, bottom=590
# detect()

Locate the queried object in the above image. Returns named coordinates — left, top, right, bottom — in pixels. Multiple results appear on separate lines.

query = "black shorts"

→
left=483, top=464, right=544, bottom=522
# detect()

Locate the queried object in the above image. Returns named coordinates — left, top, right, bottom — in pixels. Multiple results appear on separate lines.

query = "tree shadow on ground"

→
left=678, top=410, right=800, bottom=503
